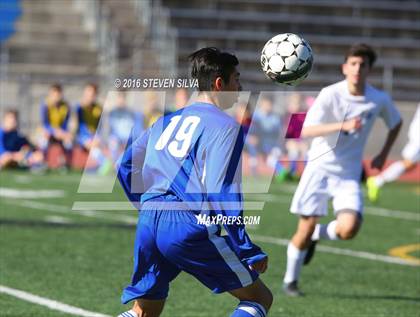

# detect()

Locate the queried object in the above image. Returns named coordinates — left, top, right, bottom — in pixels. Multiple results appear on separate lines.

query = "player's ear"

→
left=214, top=77, right=223, bottom=91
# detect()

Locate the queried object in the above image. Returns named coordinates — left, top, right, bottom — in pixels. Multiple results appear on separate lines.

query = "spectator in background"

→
left=76, top=83, right=111, bottom=174
left=39, top=83, right=72, bottom=167
left=173, top=88, right=189, bottom=110
left=0, top=109, right=43, bottom=170
left=142, top=91, right=164, bottom=128
left=108, top=92, right=144, bottom=163
left=248, top=96, right=285, bottom=179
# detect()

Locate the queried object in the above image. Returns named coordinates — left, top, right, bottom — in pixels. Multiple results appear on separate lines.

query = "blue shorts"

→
left=121, top=209, right=258, bottom=303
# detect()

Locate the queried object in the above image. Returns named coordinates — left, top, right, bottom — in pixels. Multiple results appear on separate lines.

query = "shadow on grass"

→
left=316, top=292, right=420, bottom=303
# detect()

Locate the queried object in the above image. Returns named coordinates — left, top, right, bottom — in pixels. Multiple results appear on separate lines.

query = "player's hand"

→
left=371, top=153, right=387, bottom=170
left=342, top=117, right=362, bottom=132
left=249, top=257, right=268, bottom=273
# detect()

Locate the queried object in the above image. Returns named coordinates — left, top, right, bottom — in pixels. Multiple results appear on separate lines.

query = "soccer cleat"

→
left=117, top=310, right=138, bottom=317
left=366, top=177, right=380, bottom=202
left=283, top=280, right=304, bottom=297
left=303, top=240, right=318, bottom=265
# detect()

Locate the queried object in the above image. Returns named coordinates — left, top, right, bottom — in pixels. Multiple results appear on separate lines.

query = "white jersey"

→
left=304, top=80, right=401, bottom=179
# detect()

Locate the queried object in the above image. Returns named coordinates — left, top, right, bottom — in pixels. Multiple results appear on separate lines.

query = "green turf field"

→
left=1, top=170, right=419, bottom=317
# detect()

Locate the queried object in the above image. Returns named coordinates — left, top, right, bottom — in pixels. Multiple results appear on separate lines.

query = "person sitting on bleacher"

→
left=40, top=83, right=72, bottom=167
left=75, top=83, right=111, bottom=174
left=0, top=109, right=44, bottom=170
left=108, top=91, right=144, bottom=163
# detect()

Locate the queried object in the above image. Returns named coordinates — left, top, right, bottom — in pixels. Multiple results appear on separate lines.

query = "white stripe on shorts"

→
left=238, top=306, right=262, bottom=317
left=206, top=226, right=253, bottom=288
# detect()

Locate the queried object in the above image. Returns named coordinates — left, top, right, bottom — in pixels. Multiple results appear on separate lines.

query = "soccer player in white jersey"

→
left=367, top=104, right=419, bottom=201
left=282, top=44, right=402, bottom=296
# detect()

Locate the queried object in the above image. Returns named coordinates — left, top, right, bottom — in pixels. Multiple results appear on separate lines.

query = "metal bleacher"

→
left=162, top=0, right=420, bottom=102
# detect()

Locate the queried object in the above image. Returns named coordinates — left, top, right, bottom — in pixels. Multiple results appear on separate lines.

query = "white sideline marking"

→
left=251, top=235, right=420, bottom=267
left=365, top=206, right=419, bottom=221
left=44, top=216, right=74, bottom=224
left=0, top=285, right=111, bottom=317
left=2, top=199, right=137, bottom=225
left=0, top=187, right=65, bottom=199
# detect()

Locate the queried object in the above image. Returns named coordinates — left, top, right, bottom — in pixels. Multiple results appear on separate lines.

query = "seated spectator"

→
left=39, top=83, right=72, bottom=168
left=173, top=88, right=189, bottom=110
left=108, top=92, right=144, bottom=163
left=248, top=96, right=285, bottom=178
left=75, top=83, right=111, bottom=174
left=0, top=109, right=44, bottom=170
left=143, top=91, right=164, bottom=128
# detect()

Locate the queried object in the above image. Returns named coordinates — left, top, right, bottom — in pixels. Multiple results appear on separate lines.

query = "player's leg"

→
left=283, top=215, right=318, bottom=296
left=155, top=210, right=271, bottom=316
left=284, top=167, right=328, bottom=295
left=312, top=178, right=363, bottom=241
left=367, top=139, right=419, bottom=202
left=335, top=210, right=362, bottom=240
left=118, top=210, right=180, bottom=317
left=229, top=278, right=273, bottom=316
left=118, top=299, right=165, bottom=317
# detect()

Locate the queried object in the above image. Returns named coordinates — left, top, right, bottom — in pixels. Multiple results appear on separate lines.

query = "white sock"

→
left=283, top=242, right=307, bottom=284
left=117, top=309, right=138, bottom=317
left=375, top=161, right=406, bottom=187
left=312, top=220, right=339, bottom=241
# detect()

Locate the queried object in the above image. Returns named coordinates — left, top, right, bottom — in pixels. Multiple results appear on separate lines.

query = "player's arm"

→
left=117, top=128, right=150, bottom=209
left=205, top=125, right=267, bottom=270
left=371, top=96, right=403, bottom=170
left=40, top=104, right=54, bottom=135
left=301, top=117, right=362, bottom=138
left=301, top=88, right=361, bottom=138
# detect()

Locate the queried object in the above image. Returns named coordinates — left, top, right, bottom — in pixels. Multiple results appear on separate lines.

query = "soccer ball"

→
left=261, top=33, right=313, bottom=86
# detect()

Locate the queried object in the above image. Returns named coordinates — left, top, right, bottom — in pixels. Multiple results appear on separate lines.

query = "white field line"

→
left=0, top=285, right=111, bottom=317
left=0, top=187, right=66, bottom=199
left=2, top=199, right=137, bottom=225
left=251, top=234, right=420, bottom=267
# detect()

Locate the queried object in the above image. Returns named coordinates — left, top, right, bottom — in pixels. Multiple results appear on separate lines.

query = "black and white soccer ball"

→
left=261, top=33, right=313, bottom=86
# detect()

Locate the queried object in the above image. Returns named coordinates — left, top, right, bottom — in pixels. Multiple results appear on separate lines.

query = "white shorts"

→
left=402, top=139, right=420, bottom=163
left=290, top=166, right=363, bottom=217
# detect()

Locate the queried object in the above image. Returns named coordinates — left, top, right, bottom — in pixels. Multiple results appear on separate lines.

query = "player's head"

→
left=2, top=109, right=19, bottom=131
left=115, top=91, right=127, bottom=108
left=82, top=83, right=98, bottom=106
left=342, top=44, right=377, bottom=86
left=189, top=47, right=241, bottom=108
left=259, top=96, right=274, bottom=114
left=47, top=83, right=63, bottom=105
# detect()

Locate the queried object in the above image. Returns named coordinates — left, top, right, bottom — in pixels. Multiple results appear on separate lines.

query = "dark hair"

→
left=345, top=43, right=377, bottom=67
left=50, top=83, right=62, bottom=92
left=4, top=108, right=18, bottom=120
left=86, top=83, right=98, bottom=93
left=189, top=47, right=238, bottom=91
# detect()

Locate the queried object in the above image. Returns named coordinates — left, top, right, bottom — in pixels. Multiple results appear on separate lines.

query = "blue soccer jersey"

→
left=118, top=102, right=265, bottom=302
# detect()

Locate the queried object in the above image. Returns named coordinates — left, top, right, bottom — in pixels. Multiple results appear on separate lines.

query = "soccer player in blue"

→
left=117, top=47, right=273, bottom=317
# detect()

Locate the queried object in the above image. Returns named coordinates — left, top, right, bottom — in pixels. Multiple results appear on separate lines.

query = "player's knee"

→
left=403, top=159, right=415, bottom=171
left=337, top=226, right=358, bottom=240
